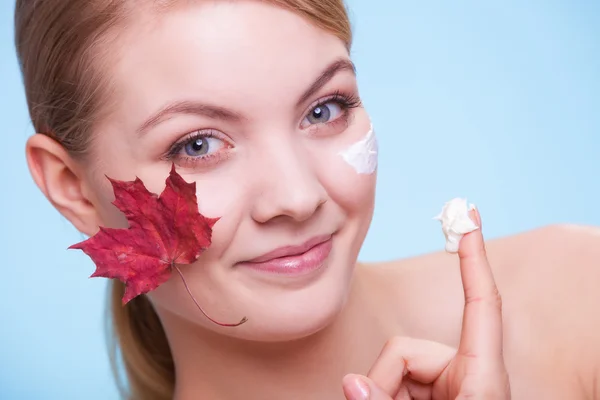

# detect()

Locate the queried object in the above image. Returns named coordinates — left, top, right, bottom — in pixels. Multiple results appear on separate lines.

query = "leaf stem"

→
left=173, top=264, right=247, bottom=327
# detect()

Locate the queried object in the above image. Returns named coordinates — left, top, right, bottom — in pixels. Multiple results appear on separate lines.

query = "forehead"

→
left=109, top=1, right=350, bottom=128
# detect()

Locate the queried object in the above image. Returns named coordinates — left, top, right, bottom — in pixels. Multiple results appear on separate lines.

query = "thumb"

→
left=342, top=374, right=394, bottom=400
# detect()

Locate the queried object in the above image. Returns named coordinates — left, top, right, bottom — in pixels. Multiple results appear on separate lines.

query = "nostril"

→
left=251, top=190, right=326, bottom=224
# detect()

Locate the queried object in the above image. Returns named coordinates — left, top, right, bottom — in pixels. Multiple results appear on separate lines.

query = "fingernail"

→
left=349, top=377, right=370, bottom=400
left=468, top=203, right=482, bottom=227
left=474, top=209, right=482, bottom=227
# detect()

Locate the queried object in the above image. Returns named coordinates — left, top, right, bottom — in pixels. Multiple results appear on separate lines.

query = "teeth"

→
left=433, top=198, right=479, bottom=254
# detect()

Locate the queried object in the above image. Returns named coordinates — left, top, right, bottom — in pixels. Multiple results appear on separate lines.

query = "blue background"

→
left=1, top=1, right=598, bottom=398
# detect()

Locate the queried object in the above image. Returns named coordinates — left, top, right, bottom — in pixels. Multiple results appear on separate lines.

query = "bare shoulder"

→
left=497, top=224, right=600, bottom=315
left=509, top=223, right=600, bottom=268
left=509, top=224, right=600, bottom=394
left=362, top=223, right=600, bottom=316
left=362, top=224, right=600, bottom=398
left=490, top=224, right=600, bottom=398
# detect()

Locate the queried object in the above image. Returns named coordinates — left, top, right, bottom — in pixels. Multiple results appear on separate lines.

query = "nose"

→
left=250, top=139, right=327, bottom=224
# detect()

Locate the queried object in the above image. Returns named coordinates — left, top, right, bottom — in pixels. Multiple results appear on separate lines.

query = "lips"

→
left=245, top=234, right=332, bottom=263
left=239, top=234, right=333, bottom=276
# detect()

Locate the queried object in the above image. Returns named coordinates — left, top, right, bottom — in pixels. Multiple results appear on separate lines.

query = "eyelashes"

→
left=163, top=130, right=231, bottom=166
left=312, top=90, right=362, bottom=113
left=301, top=91, right=362, bottom=134
left=162, top=90, right=362, bottom=168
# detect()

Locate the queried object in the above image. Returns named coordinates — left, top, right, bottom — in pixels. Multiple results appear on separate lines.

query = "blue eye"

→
left=304, top=102, right=343, bottom=125
left=184, top=136, right=208, bottom=156
left=164, top=130, right=232, bottom=169
left=180, top=134, right=227, bottom=158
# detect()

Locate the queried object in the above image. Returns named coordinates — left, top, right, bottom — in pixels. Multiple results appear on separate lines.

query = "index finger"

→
left=457, top=207, right=504, bottom=360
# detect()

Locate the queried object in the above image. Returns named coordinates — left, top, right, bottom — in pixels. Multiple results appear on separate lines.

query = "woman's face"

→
left=85, top=1, right=377, bottom=341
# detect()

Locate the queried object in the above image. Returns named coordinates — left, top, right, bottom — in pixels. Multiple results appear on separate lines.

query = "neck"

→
left=163, top=268, right=394, bottom=400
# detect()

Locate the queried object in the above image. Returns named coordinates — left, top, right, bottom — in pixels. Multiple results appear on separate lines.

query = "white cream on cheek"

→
left=338, top=123, right=378, bottom=174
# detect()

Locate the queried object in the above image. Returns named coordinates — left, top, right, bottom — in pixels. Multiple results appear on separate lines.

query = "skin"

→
left=24, top=1, right=600, bottom=399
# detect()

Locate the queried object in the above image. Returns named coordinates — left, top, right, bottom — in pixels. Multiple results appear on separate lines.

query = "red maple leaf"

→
left=69, top=164, right=246, bottom=327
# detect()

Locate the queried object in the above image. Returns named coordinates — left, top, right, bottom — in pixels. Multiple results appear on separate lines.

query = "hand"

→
left=343, top=207, right=510, bottom=399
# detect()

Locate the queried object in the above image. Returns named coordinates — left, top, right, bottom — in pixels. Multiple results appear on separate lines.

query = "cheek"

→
left=321, top=159, right=377, bottom=214
left=314, top=125, right=378, bottom=216
left=192, top=176, right=246, bottom=260
left=86, top=170, right=131, bottom=230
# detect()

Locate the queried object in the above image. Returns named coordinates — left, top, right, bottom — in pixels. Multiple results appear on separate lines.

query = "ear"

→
left=25, top=133, right=102, bottom=237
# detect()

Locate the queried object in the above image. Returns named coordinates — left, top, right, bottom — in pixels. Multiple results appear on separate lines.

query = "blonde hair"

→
left=15, top=1, right=352, bottom=398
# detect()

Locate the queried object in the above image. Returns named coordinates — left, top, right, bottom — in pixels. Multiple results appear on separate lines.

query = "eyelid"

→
left=302, top=91, right=361, bottom=117
left=299, top=90, right=361, bottom=130
left=162, top=128, right=233, bottom=161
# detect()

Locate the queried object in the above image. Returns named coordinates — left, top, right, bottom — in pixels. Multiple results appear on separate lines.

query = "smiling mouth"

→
left=239, top=234, right=333, bottom=275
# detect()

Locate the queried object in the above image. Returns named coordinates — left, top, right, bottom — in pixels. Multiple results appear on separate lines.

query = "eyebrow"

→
left=136, top=58, right=356, bottom=136
left=296, top=58, right=356, bottom=107
left=137, top=102, right=244, bottom=136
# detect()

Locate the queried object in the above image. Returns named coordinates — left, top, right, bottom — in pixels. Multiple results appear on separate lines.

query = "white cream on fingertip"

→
left=434, top=198, right=479, bottom=253
left=339, top=123, right=378, bottom=174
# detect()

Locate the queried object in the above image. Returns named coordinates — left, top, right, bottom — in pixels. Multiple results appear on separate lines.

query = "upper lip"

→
left=244, top=234, right=332, bottom=263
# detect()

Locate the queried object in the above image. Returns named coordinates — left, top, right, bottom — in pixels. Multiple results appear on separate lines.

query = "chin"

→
left=244, top=285, right=352, bottom=343
left=153, top=232, right=361, bottom=343
left=224, top=248, right=357, bottom=343
left=158, top=287, right=351, bottom=344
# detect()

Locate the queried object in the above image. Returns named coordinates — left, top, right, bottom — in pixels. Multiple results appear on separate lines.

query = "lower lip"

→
left=240, top=239, right=333, bottom=276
